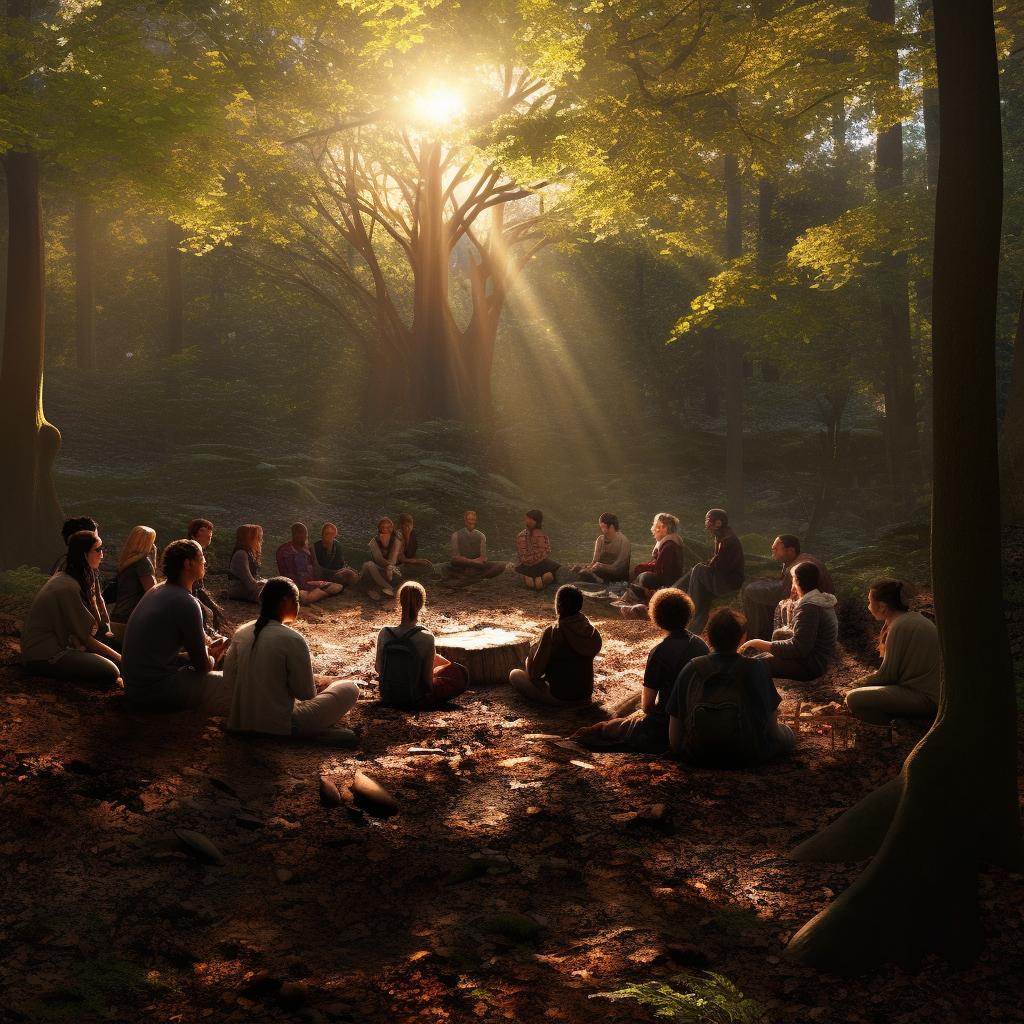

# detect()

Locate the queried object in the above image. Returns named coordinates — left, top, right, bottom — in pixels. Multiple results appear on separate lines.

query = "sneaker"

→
left=382, top=586, right=395, bottom=597
left=314, top=727, right=359, bottom=748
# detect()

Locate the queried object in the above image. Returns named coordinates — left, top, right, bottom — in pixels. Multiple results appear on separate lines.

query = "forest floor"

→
left=2, top=541, right=1024, bottom=1024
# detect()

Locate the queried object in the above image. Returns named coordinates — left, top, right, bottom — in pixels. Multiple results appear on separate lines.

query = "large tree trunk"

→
left=999, top=286, right=1024, bottom=523
left=724, top=152, right=744, bottom=521
left=74, top=199, right=95, bottom=371
left=871, top=0, right=925, bottom=512
left=786, top=0, right=1024, bottom=974
left=919, top=0, right=940, bottom=190
left=0, top=152, right=65, bottom=572
left=410, top=142, right=471, bottom=420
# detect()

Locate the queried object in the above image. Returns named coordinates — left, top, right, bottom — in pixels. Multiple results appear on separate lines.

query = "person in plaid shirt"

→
left=514, top=509, right=561, bottom=590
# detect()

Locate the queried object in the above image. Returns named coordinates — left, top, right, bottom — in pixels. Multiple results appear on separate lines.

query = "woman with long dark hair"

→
left=21, top=530, right=121, bottom=685
left=845, top=578, right=939, bottom=725
left=226, top=577, right=359, bottom=737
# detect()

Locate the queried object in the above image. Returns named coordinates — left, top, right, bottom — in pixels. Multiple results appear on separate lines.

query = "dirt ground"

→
left=2, top=554, right=1024, bottom=1024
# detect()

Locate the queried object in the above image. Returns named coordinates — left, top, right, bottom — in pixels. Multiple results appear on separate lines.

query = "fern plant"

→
left=592, top=972, right=772, bottom=1024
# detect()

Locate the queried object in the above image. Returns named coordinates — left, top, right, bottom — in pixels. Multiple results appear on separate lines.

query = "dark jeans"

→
left=675, top=564, right=742, bottom=634
left=742, top=579, right=788, bottom=641
left=760, top=654, right=822, bottom=683
left=515, top=559, right=560, bottom=578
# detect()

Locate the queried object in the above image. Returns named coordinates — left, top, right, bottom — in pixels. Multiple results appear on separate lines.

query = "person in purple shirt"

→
left=276, top=523, right=344, bottom=605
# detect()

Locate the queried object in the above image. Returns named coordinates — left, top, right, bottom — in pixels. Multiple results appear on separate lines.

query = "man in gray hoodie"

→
left=740, top=561, right=838, bottom=681
left=509, top=585, right=602, bottom=705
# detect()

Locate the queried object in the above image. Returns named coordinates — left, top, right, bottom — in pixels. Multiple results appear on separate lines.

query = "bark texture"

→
left=0, top=152, right=65, bottom=572
left=786, top=0, right=1024, bottom=975
left=1000, top=287, right=1024, bottom=524
left=724, top=151, right=743, bottom=521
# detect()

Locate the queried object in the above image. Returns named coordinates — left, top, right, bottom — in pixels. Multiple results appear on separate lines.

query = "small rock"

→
left=234, top=813, right=265, bottom=830
left=209, top=777, right=239, bottom=798
left=278, top=980, right=309, bottom=1005
left=351, top=771, right=398, bottom=818
left=174, top=829, right=225, bottom=866
left=319, top=776, right=342, bottom=806
left=275, top=868, right=295, bottom=883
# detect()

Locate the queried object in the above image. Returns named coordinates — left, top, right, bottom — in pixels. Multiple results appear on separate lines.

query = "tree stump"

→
left=435, top=627, right=530, bottom=687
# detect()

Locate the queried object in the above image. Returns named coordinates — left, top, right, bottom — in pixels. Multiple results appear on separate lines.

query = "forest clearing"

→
left=1, top=528, right=1023, bottom=1024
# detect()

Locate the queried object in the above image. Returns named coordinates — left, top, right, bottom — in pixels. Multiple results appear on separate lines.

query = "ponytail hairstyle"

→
left=869, top=577, right=916, bottom=655
left=398, top=580, right=426, bottom=620
left=254, top=577, right=300, bottom=643
left=66, top=530, right=102, bottom=620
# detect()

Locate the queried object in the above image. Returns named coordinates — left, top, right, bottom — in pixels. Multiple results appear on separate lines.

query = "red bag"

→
left=427, top=655, right=469, bottom=704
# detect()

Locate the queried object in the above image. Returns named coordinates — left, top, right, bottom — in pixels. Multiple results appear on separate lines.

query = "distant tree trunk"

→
left=787, top=0, right=1023, bottom=974
left=0, top=151, right=65, bottom=572
left=757, top=177, right=780, bottom=382
left=166, top=220, right=184, bottom=356
left=919, top=0, right=940, bottom=190
left=724, top=151, right=744, bottom=521
left=702, top=336, right=719, bottom=416
left=74, top=199, right=95, bottom=371
left=871, top=0, right=924, bottom=511
left=806, top=387, right=849, bottom=546
left=999, top=286, right=1024, bottom=523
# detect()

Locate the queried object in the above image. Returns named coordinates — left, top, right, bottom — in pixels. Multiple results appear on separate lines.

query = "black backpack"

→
left=681, top=656, right=761, bottom=768
left=379, top=626, right=430, bottom=703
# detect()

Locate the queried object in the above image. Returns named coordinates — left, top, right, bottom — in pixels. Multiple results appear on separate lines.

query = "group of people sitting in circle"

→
left=19, top=504, right=941, bottom=765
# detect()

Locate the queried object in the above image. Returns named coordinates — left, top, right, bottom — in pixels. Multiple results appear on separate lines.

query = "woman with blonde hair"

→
left=375, top=582, right=469, bottom=703
left=110, top=526, right=158, bottom=641
left=227, top=524, right=268, bottom=603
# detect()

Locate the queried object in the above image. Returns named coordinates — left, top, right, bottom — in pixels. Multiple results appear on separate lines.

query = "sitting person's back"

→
left=226, top=577, right=359, bottom=737
left=375, top=582, right=468, bottom=703
left=510, top=585, right=602, bottom=705
left=669, top=607, right=793, bottom=766
left=110, top=526, right=158, bottom=639
left=740, top=561, right=838, bottom=682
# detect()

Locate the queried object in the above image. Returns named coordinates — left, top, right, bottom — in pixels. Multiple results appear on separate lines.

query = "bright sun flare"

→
left=415, top=89, right=463, bottom=125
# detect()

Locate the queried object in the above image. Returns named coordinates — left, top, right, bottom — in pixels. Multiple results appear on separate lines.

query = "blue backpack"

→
left=379, top=626, right=430, bottom=703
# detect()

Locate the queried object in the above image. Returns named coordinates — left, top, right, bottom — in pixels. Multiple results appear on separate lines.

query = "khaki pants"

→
left=291, top=680, right=360, bottom=737
left=846, top=685, right=937, bottom=726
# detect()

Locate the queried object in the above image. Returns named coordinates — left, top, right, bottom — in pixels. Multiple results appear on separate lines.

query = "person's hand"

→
left=386, top=567, right=393, bottom=581
left=209, top=637, right=231, bottom=659
left=739, top=639, right=770, bottom=654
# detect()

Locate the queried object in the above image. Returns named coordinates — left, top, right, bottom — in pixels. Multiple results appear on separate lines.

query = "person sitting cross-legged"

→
left=375, top=582, right=469, bottom=704
left=396, top=513, right=436, bottom=578
left=845, top=578, right=939, bottom=727
left=617, top=512, right=684, bottom=614
left=514, top=509, right=560, bottom=590
left=277, top=522, right=344, bottom=605
left=741, top=534, right=834, bottom=641
left=226, top=577, right=360, bottom=738
left=739, top=561, right=838, bottom=682
left=121, top=540, right=232, bottom=715
left=362, top=516, right=404, bottom=599
left=227, top=524, right=268, bottom=604
left=509, top=585, right=602, bottom=706
left=22, top=530, right=121, bottom=686
left=668, top=607, right=794, bottom=766
left=450, top=510, right=506, bottom=580
left=314, top=522, right=360, bottom=588
left=573, top=587, right=708, bottom=752
left=674, top=509, right=745, bottom=635
left=573, top=512, right=631, bottom=584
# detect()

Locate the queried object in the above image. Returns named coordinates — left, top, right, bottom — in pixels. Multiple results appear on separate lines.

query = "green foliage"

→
left=592, top=971, right=772, bottom=1024
left=0, top=566, right=50, bottom=605
left=829, top=516, right=931, bottom=598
